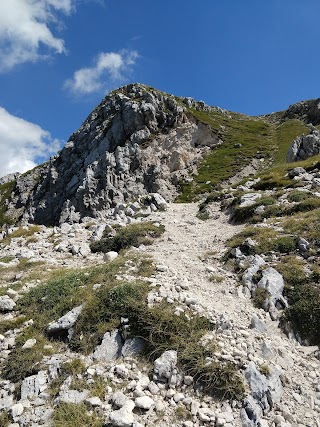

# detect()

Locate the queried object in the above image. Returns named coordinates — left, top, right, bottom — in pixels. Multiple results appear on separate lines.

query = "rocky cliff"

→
left=4, top=84, right=220, bottom=226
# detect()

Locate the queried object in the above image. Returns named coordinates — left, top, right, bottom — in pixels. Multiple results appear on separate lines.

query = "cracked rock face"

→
left=287, top=130, right=320, bottom=162
left=6, top=84, right=220, bottom=226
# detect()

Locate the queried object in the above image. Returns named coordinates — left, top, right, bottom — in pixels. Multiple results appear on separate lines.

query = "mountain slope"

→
left=1, top=85, right=320, bottom=227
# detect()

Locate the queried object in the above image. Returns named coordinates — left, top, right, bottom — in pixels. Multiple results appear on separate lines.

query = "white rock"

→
left=47, top=305, right=83, bottom=335
left=103, top=251, right=118, bottom=262
left=59, top=389, right=89, bottom=404
left=121, top=337, right=145, bottom=357
left=109, top=400, right=135, bottom=427
left=11, top=403, right=24, bottom=418
left=0, top=295, right=16, bottom=312
left=112, top=391, right=128, bottom=408
left=135, top=395, right=154, bottom=410
left=22, top=338, right=37, bottom=350
left=93, top=329, right=122, bottom=361
left=153, top=350, right=178, bottom=382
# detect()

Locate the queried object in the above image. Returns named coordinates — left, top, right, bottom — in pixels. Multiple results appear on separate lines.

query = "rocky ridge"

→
left=3, top=84, right=221, bottom=226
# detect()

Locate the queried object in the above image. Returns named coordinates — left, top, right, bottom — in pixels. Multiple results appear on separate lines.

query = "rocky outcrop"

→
left=5, top=84, right=220, bottom=226
left=284, top=98, right=320, bottom=125
left=287, top=129, right=320, bottom=162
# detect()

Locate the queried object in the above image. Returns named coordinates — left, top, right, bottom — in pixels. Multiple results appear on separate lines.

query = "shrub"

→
left=253, top=288, right=270, bottom=308
left=271, top=236, right=297, bottom=254
left=284, top=283, right=320, bottom=344
left=90, top=222, right=164, bottom=253
left=287, top=191, right=310, bottom=203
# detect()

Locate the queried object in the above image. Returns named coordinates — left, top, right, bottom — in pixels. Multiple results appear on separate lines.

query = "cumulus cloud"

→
left=0, top=107, right=62, bottom=177
left=0, top=0, right=75, bottom=72
left=64, top=50, right=139, bottom=95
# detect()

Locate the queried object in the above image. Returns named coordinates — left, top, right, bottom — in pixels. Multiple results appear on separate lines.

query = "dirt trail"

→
left=144, top=202, right=320, bottom=427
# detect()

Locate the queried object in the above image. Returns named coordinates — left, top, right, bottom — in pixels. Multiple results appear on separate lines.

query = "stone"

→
left=0, top=295, right=16, bottom=312
left=268, top=366, right=283, bottom=406
left=242, top=255, right=265, bottom=291
left=86, top=396, right=102, bottom=406
left=135, top=395, right=154, bottom=410
left=152, top=193, right=168, bottom=210
left=173, top=393, right=184, bottom=402
left=153, top=350, right=178, bottom=383
left=250, top=315, right=267, bottom=333
left=103, top=251, right=119, bottom=262
left=240, top=193, right=262, bottom=207
left=298, top=237, right=310, bottom=252
left=244, top=362, right=269, bottom=409
left=287, top=130, right=320, bottom=162
left=22, top=338, right=37, bottom=350
left=0, top=394, right=13, bottom=410
left=288, top=167, right=306, bottom=178
left=47, top=305, right=83, bottom=340
left=109, top=399, right=135, bottom=427
left=121, top=337, right=145, bottom=357
left=112, top=392, right=128, bottom=408
left=20, top=371, right=49, bottom=400
left=184, top=375, right=193, bottom=385
left=261, top=340, right=273, bottom=359
left=256, top=267, right=286, bottom=312
left=59, top=389, right=89, bottom=404
left=93, top=329, right=123, bottom=361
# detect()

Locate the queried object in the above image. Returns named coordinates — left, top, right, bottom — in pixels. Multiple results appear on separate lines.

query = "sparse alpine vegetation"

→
left=90, top=221, right=165, bottom=253
left=1, top=86, right=320, bottom=427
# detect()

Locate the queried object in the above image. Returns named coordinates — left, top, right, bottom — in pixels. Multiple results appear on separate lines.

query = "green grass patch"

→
left=52, top=403, right=103, bottom=427
left=287, top=190, right=311, bottom=203
left=2, top=329, right=58, bottom=385
left=277, top=257, right=320, bottom=344
left=177, top=110, right=274, bottom=201
left=2, top=225, right=41, bottom=245
left=0, top=256, right=15, bottom=263
left=273, top=119, right=309, bottom=164
left=90, top=222, right=165, bottom=253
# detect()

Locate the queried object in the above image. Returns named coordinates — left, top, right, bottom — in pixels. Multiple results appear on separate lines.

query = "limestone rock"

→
left=153, top=350, right=178, bottom=383
left=121, top=337, right=145, bottom=357
left=0, top=295, right=16, bottom=312
left=287, top=130, right=320, bottom=162
left=103, top=251, right=119, bottom=262
left=135, top=395, right=154, bottom=410
left=20, top=371, right=49, bottom=400
left=109, top=399, right=135, bottom=427
left=47, top=305, right=83, bottom=340
left=93, top=329, right=123, bottom=361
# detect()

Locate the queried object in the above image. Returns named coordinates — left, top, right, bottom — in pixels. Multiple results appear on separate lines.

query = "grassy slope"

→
left=176, top=108, right=309, bottom=201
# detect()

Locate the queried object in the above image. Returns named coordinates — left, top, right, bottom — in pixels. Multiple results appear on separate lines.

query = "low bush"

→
left=90, top=222, right=164, bottom=253
left=287, top=191, right=311, bottom=203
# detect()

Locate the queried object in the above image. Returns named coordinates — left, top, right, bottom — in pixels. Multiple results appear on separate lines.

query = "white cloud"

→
left=64, top=50, right=139, bottom=95
left=0, top=0, right=75, bottom=72
left=0, top=107, right=62, bottom=177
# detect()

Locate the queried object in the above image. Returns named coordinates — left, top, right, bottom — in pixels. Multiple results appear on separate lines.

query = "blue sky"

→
left=0, top=0, right=320, bottom=176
